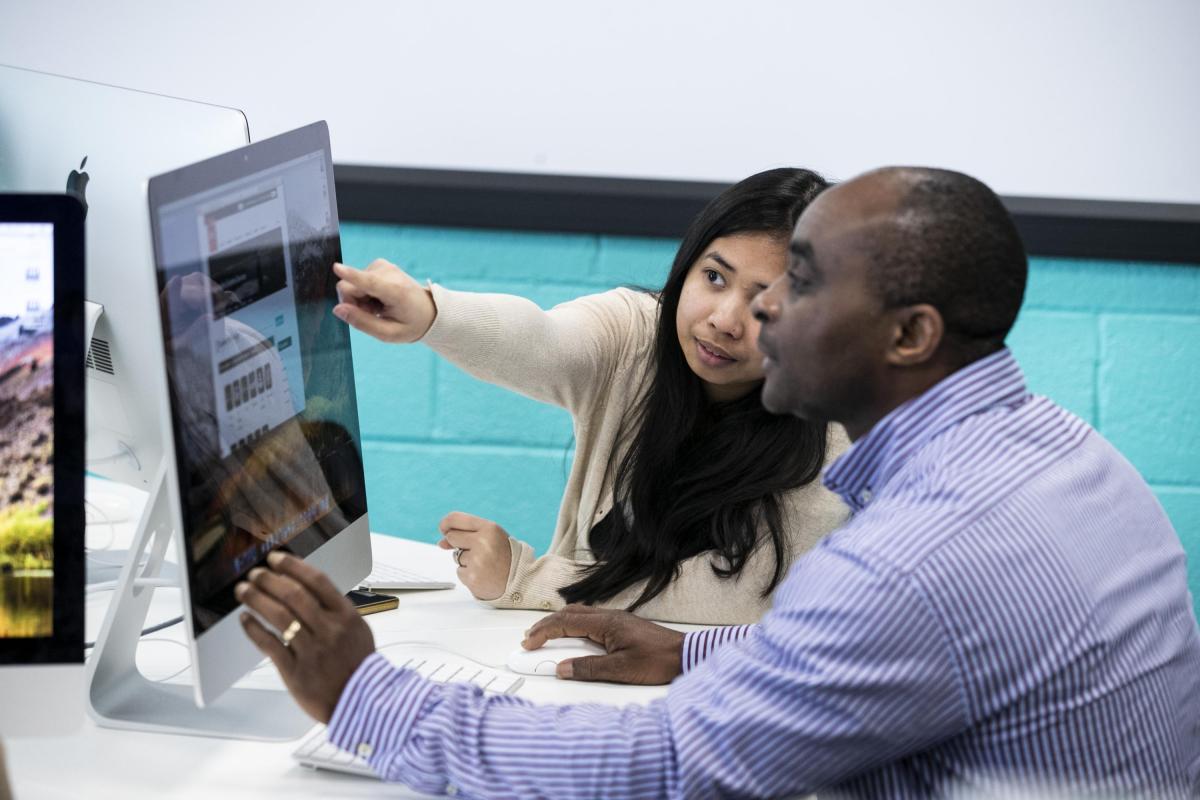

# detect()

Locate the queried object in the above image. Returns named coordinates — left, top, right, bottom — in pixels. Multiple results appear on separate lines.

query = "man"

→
left=237, top=167, right=1200, bottom=797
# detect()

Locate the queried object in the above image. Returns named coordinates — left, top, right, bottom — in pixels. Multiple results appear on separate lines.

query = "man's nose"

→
left=750, top=294, right=769, bottom=324
left=751, top=280, right=781, bottom=323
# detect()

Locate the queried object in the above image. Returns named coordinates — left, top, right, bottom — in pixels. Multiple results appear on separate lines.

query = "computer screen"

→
left=0, top=193, right=85, bottom=736
left=0, top=221, right=58, bottom=641
left=150, top=122, right=367, bottom=637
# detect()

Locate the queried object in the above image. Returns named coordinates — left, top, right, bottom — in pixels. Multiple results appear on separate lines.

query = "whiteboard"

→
left=3, top=0, right=1198, bottom=204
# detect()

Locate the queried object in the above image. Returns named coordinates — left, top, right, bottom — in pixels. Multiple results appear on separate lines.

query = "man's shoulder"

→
left=830, top=396, right=1099, bottom=572
left=843, top=395, right=1171, bottom=604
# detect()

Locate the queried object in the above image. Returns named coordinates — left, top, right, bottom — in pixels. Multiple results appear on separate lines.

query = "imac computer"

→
left=0, top=193, right=86, bottom=737
left=0, top=64, right=249, bottom=507
left=85, top=121, right=370, bottom=739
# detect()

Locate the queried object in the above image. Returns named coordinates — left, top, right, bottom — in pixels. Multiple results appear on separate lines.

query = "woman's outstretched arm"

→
left=333, top=259, right=654, bottom=414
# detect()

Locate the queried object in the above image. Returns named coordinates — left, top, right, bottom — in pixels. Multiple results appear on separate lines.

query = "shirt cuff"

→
left=681, top=624, right=757, bottom=673
left=484, top=539, right=567, bottom=612
left=327, top=652, right=439, bottom=768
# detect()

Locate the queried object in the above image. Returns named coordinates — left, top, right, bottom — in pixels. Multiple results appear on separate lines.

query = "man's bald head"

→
left=854, top=167, right=1028, bottom=365
left=752, top=165, right=1029, bottom=438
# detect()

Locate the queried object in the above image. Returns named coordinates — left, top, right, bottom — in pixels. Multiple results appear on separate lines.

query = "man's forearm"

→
left=328, top=653, right=680, bottom=798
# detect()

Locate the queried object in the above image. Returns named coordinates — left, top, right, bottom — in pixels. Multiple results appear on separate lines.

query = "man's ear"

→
left=884, top=303, right=943, bottom=367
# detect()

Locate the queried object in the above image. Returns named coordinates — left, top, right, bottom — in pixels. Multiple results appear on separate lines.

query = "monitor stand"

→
left=85, top=460, right=314, bottom=741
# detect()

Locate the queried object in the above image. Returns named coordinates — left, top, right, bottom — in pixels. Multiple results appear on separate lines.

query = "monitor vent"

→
left=85, top=337, right=115, bottom=375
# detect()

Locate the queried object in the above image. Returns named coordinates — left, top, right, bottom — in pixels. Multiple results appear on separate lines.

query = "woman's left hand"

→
left=437, top=512, right=513, bottom=601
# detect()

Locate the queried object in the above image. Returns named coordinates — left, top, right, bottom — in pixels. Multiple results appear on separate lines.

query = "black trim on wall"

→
left=335, top=165, right=1200, bottom=264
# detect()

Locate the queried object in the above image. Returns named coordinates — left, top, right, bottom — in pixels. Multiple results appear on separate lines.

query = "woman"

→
left=333, top=168, right=848, bottom=624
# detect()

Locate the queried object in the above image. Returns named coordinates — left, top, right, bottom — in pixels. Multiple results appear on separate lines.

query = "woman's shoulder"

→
left=773, top=424, right=853, bottom=547
left=549, top=287, right=660, bottom=360
left=551, top=286, right=658, bottom=325
left=824, top=423, right=852, bottom=464
left=424, top=284, right=657, bottom=353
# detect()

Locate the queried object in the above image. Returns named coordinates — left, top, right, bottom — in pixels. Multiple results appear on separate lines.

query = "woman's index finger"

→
left=332, top=262, right=377, bottom=293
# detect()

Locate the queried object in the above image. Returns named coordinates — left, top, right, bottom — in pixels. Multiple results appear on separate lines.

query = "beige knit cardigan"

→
left=420, top=284, right=849, bottom=624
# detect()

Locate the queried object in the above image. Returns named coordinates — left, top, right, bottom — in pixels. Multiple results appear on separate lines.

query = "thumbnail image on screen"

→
left=0, top=222, right=55, bottom=639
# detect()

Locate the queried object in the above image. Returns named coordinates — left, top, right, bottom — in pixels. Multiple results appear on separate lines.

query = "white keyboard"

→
left=292, top=649, right=523, bottom=778
left=357, top=561, right=454, bottom=591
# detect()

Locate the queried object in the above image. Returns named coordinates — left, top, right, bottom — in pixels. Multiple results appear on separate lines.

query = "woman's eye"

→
left=705, top=269, right=725, bottom=287
left=789, top=272, right=811, bottom=292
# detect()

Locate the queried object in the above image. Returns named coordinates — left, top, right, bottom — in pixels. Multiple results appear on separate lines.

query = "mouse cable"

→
left=83, top=615, right=184, bottom=650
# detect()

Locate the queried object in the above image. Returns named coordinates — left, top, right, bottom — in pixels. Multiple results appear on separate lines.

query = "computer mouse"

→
left=506, top=637, right=607, bottom=677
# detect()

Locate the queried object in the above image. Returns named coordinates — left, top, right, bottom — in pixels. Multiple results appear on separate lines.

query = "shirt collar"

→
left=823, top=348, right=1029, bottom=512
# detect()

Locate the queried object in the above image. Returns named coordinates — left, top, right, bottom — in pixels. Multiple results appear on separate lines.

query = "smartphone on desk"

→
left=347, top=589, right=400, bottom=616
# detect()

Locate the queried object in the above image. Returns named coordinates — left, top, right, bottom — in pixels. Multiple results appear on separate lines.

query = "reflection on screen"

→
left=155, top=150, right=365, bottom=635
left=0, top=222, right=55, bottom=639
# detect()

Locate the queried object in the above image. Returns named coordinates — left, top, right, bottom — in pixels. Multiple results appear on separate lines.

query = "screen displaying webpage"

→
left=0, top=222, right=55, bottom=639
left=155, top=147, right=364, bottom=634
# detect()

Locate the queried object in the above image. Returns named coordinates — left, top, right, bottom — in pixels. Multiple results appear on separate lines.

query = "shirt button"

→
left=540, top=600, right=552, bottom=610
left=858, top=489, right=873, bottom=504
left=356, top=742, right=373, bottom=758
left=446, top=784, right=459, bottom=796
left=510, top=591, right=523, bottom=603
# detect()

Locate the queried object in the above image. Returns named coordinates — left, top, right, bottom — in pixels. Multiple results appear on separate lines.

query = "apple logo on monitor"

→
left=66, top=156, right=89, bottom=217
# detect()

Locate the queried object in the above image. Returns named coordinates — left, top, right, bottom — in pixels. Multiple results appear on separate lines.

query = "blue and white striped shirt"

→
left=329, top=349, right=1200, bottom=798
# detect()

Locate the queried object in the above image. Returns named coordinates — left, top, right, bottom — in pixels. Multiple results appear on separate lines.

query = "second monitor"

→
left=87, top=121, right=370, bottom=738
left=0, top=193, right=86, bottom=738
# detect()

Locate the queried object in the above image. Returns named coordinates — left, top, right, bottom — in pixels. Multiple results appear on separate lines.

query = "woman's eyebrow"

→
left=705, top=251, right=736, bottom=273
left=707, top=251, right=772, bottom=290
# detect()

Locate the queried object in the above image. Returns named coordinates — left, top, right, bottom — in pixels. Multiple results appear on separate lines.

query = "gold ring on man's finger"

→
left=280, top=619, right=303, bottom=647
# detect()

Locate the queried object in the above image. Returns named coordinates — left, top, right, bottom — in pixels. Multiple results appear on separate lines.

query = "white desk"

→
left=6, top=480, right=692, bottom=799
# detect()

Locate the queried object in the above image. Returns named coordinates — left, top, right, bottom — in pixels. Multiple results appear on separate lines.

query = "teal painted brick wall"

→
left=341, top=222, right=1200, bottom=618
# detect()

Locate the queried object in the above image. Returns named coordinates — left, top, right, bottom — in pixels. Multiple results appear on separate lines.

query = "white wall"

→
left=3, top=0, right=1197, bottom=203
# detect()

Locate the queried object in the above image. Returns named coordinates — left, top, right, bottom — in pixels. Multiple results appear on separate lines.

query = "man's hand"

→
left=331, top=259, right=437, bottom=343
left=237, top=551, right=376, bottom=724
left=437, top=512, right=512, bottom=601
left=523, top=605, right=685, bottom=685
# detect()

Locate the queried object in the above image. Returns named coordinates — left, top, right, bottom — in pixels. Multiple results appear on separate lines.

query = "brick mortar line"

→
left=362, top=437, right=575, bottom=457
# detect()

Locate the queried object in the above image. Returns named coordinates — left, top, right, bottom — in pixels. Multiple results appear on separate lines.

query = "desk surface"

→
left=6, top=480, right=690, bottom=799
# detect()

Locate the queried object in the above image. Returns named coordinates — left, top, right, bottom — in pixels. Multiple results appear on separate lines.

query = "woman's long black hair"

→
left=559, top=168, right=832, bottom=611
